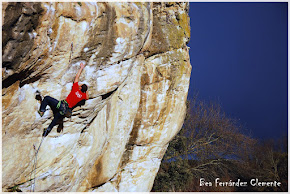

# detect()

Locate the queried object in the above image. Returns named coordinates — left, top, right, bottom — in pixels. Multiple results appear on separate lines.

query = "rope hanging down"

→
left=30, top=135, right=45, bottom=192
left=29, top=19, right=76, bottom=192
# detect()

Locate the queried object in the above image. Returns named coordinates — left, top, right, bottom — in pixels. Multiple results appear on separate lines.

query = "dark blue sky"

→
left=187, top=3, right=288, bottom=140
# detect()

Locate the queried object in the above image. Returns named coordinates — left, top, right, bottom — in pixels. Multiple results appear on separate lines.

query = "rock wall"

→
left=2, top=2, right=191, bottom=192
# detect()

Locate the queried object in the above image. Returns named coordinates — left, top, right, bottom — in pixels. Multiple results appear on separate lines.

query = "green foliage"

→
left=153, top=158, right=193, bottom=192
left=7, top=184, right=22, bottom=192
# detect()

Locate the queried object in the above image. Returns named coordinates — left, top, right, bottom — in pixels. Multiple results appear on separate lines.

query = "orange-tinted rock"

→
left=2, top=2, right=191, bottom=192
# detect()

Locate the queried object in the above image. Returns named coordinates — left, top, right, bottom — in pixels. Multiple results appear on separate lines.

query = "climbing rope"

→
left=30, top=135, right=45, bottom=192
left=28, top=18, right=77, bottom=192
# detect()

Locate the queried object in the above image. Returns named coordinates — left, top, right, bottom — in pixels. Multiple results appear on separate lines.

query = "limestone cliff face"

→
left=2, top=2, right=191, bottom=192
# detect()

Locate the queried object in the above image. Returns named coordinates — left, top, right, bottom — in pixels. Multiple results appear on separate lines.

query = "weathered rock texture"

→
left=2, top=2, right=191, bottom=192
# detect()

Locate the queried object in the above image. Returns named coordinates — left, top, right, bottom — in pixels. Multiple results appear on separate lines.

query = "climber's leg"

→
left=43, top=112, right=64, bottom=137
left=39, top=96, right=59, bottom=115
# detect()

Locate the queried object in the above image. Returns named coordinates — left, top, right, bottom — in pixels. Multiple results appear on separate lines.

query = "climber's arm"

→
left=74, top=62, right=86, bottom=83
left=86, top=91, right=89, bottom=100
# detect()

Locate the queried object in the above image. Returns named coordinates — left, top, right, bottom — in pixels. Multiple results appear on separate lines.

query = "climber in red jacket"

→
left=37, top=62, right=89, bottom=137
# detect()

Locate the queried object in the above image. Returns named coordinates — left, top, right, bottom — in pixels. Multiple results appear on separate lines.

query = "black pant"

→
left=40, top=96, right=64, bottom=133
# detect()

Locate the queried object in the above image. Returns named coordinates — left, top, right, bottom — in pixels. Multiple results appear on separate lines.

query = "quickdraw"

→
left=69, top=42, right=73, bottom=64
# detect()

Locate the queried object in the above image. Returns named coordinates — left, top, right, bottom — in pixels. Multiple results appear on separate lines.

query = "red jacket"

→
left=66, top=82, right=87, bottom=108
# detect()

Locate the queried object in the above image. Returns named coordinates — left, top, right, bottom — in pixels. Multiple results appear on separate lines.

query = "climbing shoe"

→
left=35, top=90, right=43, bottom=102
left=42, top=128, right=51, bottom=137
left=38, top=110, right=44, bottom=117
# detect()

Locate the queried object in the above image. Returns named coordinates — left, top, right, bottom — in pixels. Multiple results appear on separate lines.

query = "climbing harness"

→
left=30, top=135, right=45, bottom=192
left=57, top=100, right=72, bottom=118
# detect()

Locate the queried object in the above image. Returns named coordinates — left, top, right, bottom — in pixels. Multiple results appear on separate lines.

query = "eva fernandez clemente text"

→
left=200, top=178, right=281, bottom=188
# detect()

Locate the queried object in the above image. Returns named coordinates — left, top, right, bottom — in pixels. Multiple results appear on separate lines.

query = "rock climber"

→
left=37, top=62, right=89, bottom=137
